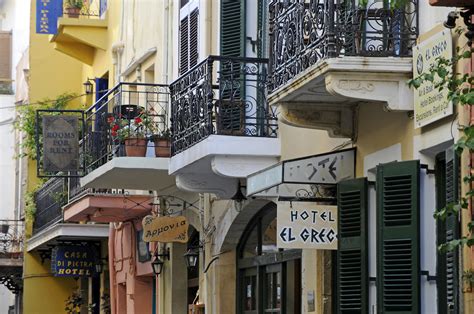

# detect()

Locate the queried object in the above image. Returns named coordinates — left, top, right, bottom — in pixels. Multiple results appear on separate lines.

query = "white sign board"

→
left=283, top=149, right=355, bottom=184
left=247, top=148, right=355, bottom=196
left=277, top=202, right=338, bottom=250
left=413, top=29, right=453, bottom=128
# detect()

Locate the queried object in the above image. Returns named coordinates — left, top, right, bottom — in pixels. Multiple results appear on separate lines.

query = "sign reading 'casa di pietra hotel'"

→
left=42, top=115, right=79, bottom=172
left=413, top=28, right=453, bottom=128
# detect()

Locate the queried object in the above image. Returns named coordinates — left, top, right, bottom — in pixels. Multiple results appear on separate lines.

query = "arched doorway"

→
left=237, top=203, right=302, bottom=313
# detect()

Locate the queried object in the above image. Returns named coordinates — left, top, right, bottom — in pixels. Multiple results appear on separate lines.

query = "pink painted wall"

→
left=108, top=222, right=155, bottom=314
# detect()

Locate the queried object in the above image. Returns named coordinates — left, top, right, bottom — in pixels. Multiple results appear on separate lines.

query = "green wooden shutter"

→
left=376, top=160, right=420, bottom=314
left=220, top=0, right=245, bottom=58
left=445, top=148, right=460, bottom=313
left=337, top=178, right=369, bottom=313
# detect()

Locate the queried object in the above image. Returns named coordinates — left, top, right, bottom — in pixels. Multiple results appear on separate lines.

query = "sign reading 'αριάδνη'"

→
left=42, top=115, right=79, bottom=172
left=142, top=215, right=188, bottom=243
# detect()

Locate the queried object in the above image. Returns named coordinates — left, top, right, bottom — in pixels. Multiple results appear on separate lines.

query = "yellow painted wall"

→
left=23, top=1, right=85, bottom=313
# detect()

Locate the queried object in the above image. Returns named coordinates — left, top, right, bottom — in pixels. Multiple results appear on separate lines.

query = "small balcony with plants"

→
left=79, top=82, right=174, bottom=192
left=268, top=0, right=418, bottom=138
left=50, top=0, right=108, bottom=65
left=169, top=56, right=280, bottom=198
left=27, top=176, right=109, bottom=253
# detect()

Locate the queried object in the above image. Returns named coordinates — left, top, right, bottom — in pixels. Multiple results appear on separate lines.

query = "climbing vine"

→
left=409, top=29, right=474, bottom=251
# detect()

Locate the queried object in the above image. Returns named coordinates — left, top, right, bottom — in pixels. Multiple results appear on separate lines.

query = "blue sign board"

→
left=51, top=246, right=98, bottom=277
left=36, top=0, right=63, bottom=34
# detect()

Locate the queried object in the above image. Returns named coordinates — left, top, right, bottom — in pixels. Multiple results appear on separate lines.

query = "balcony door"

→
left=237, top=204, right=301, bottom=314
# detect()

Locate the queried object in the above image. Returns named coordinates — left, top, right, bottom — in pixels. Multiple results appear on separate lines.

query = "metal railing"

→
left=62, top=0, right=107, bottom=19
left=33, top=177, right=67, bottom=234
left=82, top=82, right=170, bottom=174
left=0, top=220, right=24, bottom=258
left=269, top=0, right=419, bottom=91
left=170, top=55, right=278, bottom=156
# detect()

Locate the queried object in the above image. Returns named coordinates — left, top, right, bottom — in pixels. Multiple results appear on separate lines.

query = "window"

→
left=0, top=31, right=12, bottom=94
left=179, top=1, right=199, bottom=74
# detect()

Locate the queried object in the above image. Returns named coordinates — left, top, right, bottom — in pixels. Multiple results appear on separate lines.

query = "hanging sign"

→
left=247, top=148, right=355, bottom=196
left=277, top=202, right=338, bottom=250
left=42, top=115, right=80, bottom=172
left=51, top=246, right=98, bottom=277
left=142, top=215, right=188, bottom=243
left=413, top=28, right=453, bottom=128
left=36, top=0, right=63, bottom=34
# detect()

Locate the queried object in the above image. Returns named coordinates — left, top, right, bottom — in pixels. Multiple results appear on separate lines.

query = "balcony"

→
left=80, top=82, right=174, bottom=191
left=169, top=56, right=280, bottom=198
left=0, top=219, right=23, bottom=294
left=268, top=0, right=418, bottom=137
left=27, top=177, right=108, bottom=252
left=50, top=0, right=108, bottom=65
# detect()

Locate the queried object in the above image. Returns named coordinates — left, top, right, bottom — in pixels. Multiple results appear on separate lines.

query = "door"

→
left=263, top=264, right=282, bottom=313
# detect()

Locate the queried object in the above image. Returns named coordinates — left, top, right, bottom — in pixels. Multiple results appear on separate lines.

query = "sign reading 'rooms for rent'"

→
left=277, top=202, right=338, bottom=250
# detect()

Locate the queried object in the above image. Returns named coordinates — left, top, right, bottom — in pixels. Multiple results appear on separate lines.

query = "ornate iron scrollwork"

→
left=269, top=0, right=419, bottom=91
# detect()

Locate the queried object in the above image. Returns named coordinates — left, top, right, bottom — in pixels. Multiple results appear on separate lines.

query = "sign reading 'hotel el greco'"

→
left=42, top=115, right=79, bottom=172
left=413, top=28, right=453, bottom=128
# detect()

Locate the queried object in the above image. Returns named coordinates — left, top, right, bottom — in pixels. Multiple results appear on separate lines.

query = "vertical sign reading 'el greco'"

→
left=36, top=0, right=63, bottom=34
left=42, top=115, right=79, bottom=172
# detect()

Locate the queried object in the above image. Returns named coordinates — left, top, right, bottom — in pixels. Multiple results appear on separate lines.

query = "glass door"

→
left=242, top=268, right=258, bottom=314
left=263, top=264, right=282, bottom=313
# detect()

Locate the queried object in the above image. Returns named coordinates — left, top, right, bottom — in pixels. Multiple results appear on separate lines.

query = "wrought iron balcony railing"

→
left=269, top=0, right=419, bottom=91
left=82, top=82, right=170, bottom=173
left=170, top=56, right=278, bottom=156
left=62, top=0, right=107, bottom=19
left=33, top=177, right=67, bottom=234
left=0, top=219, right=24, bottom=259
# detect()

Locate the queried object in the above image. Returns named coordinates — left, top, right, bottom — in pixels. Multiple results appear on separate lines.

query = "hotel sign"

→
left=247, top=148, right=355, bottom=196
left=413, top=29, right=453, bottom=128
left=277, top=203, right=338, bottom=250
left=42, top=115, right=79, bottom=172
left=51, top=246, right=98, bottom=277
left=142, top=215, right=189, bottom=243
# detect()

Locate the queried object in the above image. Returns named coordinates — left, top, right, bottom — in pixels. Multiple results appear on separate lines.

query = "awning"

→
left=247, top=148, right=356, bottom=198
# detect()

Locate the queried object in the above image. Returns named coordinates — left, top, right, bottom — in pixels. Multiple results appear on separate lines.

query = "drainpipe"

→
left=108, top=224, right=117, bottom=314
left=112, top=42, right=125, bottom=84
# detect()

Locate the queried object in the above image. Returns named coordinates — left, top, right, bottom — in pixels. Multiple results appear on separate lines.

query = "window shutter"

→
left=220, top=0, right=245, bottom=57
left=179, top=17, right=189, bottom=74
left=376, top=160, right=420, bottom=314
left=0, top=31, right=12, bottom=79
left=336, top=178, right=369, bottom=313
left=189, top=9, right=199, bottom=69
left=444, top=148, right=460, bottom=313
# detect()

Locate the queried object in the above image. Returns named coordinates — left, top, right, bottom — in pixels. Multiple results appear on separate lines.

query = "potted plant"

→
left=108, top=111, right=154, bottom=157
left=65, top=292, right=84, bottom=314
left=65, top=0, right=83, bottom=18
left=151, top=128, right=171, bottom=157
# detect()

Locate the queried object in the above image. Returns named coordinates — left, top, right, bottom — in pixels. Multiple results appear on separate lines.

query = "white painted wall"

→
left=0, top=0, right=30, bottom=313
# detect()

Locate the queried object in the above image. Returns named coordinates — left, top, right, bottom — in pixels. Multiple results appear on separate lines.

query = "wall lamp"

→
left=152, top=247, right=170, bottom=276
left=83, top=78, right=94, bottom=95
left=444, top=9, right=474, bottom=46
left=183, top=242, right=204, bottom=269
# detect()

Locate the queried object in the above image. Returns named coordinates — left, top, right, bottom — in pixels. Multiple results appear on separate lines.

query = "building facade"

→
left=18, top=0, right=474, bottom=313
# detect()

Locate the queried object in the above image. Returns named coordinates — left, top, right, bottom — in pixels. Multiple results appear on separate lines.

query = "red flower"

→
left=111, top=131, right=117, bottom=137
left=112, top=124, right=119, bottom=131
left=107, top=116, right=115, bottom=124
left=134, top=117, right=142, bottom=124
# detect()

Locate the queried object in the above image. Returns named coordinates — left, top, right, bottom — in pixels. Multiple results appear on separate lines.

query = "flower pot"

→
left=1, top=224, right=9, bottom=234
left=153, top=139, right=171, bottom=157
left=65, top=6, right=81, bottom=18
left=429, top=0, right=473, bottom=6
left=124, top=138, right=147, bottom=157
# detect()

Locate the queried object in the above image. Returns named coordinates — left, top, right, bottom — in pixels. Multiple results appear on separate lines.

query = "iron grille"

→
left=268, top=0, right=419, bottom=91
left=33, top=177, right=67, bottom=234
left=170, top=55, right=278, bottom=156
